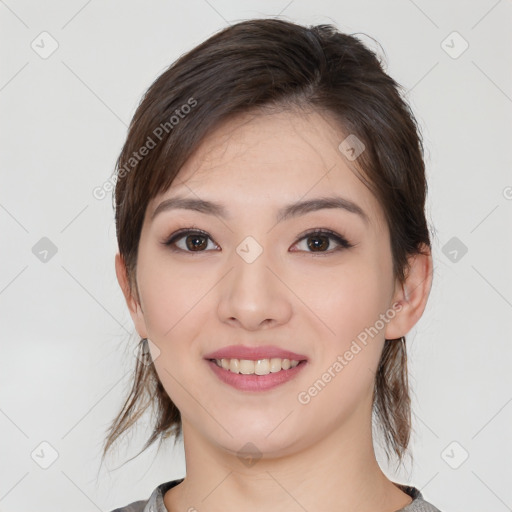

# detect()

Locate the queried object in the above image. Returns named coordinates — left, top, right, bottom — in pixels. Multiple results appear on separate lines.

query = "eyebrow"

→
left=151, top=195, right=370, bottom=225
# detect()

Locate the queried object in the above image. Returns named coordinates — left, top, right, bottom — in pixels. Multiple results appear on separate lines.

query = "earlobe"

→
left=115, top=252, right=148, bottom=338
left=384, top=244, right=433, bottom=340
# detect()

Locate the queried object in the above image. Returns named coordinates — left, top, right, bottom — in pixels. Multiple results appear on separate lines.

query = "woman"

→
left=105, top=18, right=440, bottom=512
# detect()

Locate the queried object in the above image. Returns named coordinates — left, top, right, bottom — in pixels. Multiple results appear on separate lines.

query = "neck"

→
left=164, top=404, right=412, bottom=512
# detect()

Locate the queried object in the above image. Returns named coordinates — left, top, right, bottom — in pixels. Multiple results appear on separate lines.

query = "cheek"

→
left=296, top=258, right=391, bottom=389
left=296, top=272, right=388, bottom=416
left=136, top=250, right=217, bottom=399
left=299, top=260, right=389, bottom=339
left=136, top=249, right=212, bottom=339
left=139, top=258, right=212, bottom=411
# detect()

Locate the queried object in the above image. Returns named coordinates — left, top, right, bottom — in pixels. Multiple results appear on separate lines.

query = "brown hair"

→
left=103, top=18, right=432, bottom=468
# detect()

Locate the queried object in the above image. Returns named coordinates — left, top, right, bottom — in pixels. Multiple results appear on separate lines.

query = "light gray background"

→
left=1, top=1, right=511, bottom=511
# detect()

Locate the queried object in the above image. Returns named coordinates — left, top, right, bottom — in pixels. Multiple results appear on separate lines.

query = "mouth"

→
left=205, top=357, right=308, bottom=392
left=207, top=357, right=307, bottom=376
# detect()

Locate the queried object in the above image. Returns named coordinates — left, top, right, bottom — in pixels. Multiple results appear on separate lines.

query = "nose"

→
left=216, top=245, right=293, bottom=331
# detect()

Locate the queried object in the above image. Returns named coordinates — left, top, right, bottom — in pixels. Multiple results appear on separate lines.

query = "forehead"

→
left=150, top=109, right=386, bottom=232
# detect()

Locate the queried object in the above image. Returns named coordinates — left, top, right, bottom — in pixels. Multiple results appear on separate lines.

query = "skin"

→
left=115, top=108, right=433, bottom=512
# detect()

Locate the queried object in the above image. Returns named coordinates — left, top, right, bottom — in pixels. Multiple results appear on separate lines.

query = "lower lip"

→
left=206, top=359, right=307, bottom=391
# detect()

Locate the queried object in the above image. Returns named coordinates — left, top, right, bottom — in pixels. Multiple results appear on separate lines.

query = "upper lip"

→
left=204, top=345, right=308, bottom=361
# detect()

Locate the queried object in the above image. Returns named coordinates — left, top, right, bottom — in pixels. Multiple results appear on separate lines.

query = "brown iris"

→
left=307, top=234, right=329, bottom=252
left=186, top=234, right=208, bottom=251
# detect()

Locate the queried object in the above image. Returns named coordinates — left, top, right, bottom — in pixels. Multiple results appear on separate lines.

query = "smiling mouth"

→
left=208, top=357, right=306, bottom=376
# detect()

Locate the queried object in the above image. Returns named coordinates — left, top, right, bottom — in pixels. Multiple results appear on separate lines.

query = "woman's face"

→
left=126, top=109, right=408, bottom=458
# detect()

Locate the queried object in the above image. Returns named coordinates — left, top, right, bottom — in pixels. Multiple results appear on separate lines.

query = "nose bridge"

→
left=230, top=234, right=275, bottom=298
left=217, top=234, right=291, bottom=329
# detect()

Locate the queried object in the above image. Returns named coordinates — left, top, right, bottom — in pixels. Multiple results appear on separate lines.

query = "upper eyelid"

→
left=164, top=227, right=343, bottom=241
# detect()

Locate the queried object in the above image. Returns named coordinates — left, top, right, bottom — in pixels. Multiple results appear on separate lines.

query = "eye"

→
left=291, top=229, right=354, bottom=254
left=163, top=228, right=219, bottom=252
left=162, top=227, right=354, bottom=254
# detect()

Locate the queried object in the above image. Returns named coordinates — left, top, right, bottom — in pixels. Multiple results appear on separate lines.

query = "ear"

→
left=384, top=244, right=433, bottom=340
left=115, top=252, right=148, bottom=339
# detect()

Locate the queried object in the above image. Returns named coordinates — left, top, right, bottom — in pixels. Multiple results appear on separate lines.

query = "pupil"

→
left=186, top=235, right=207, bottom=251
left=308, top=235, right=328, bottom=251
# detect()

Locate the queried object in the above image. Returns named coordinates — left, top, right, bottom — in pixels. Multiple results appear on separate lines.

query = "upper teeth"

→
left=214, top=358, right=301, bottom=375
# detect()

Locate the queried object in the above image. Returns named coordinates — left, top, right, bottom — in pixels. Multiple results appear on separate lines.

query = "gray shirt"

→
left=110, top=478, right=442, bottom=512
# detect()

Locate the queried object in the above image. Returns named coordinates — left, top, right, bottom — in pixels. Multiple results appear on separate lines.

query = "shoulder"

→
left=109, top=500, right=147, bottom=512
left=400, top=498, right=443, bottom=512
left=393, top=482, right=443, bottom=512
left=108, top=478, right=185, bottom=512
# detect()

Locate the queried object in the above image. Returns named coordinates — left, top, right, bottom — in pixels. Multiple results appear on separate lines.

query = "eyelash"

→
left=162, top=226, right=354, bottom=255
